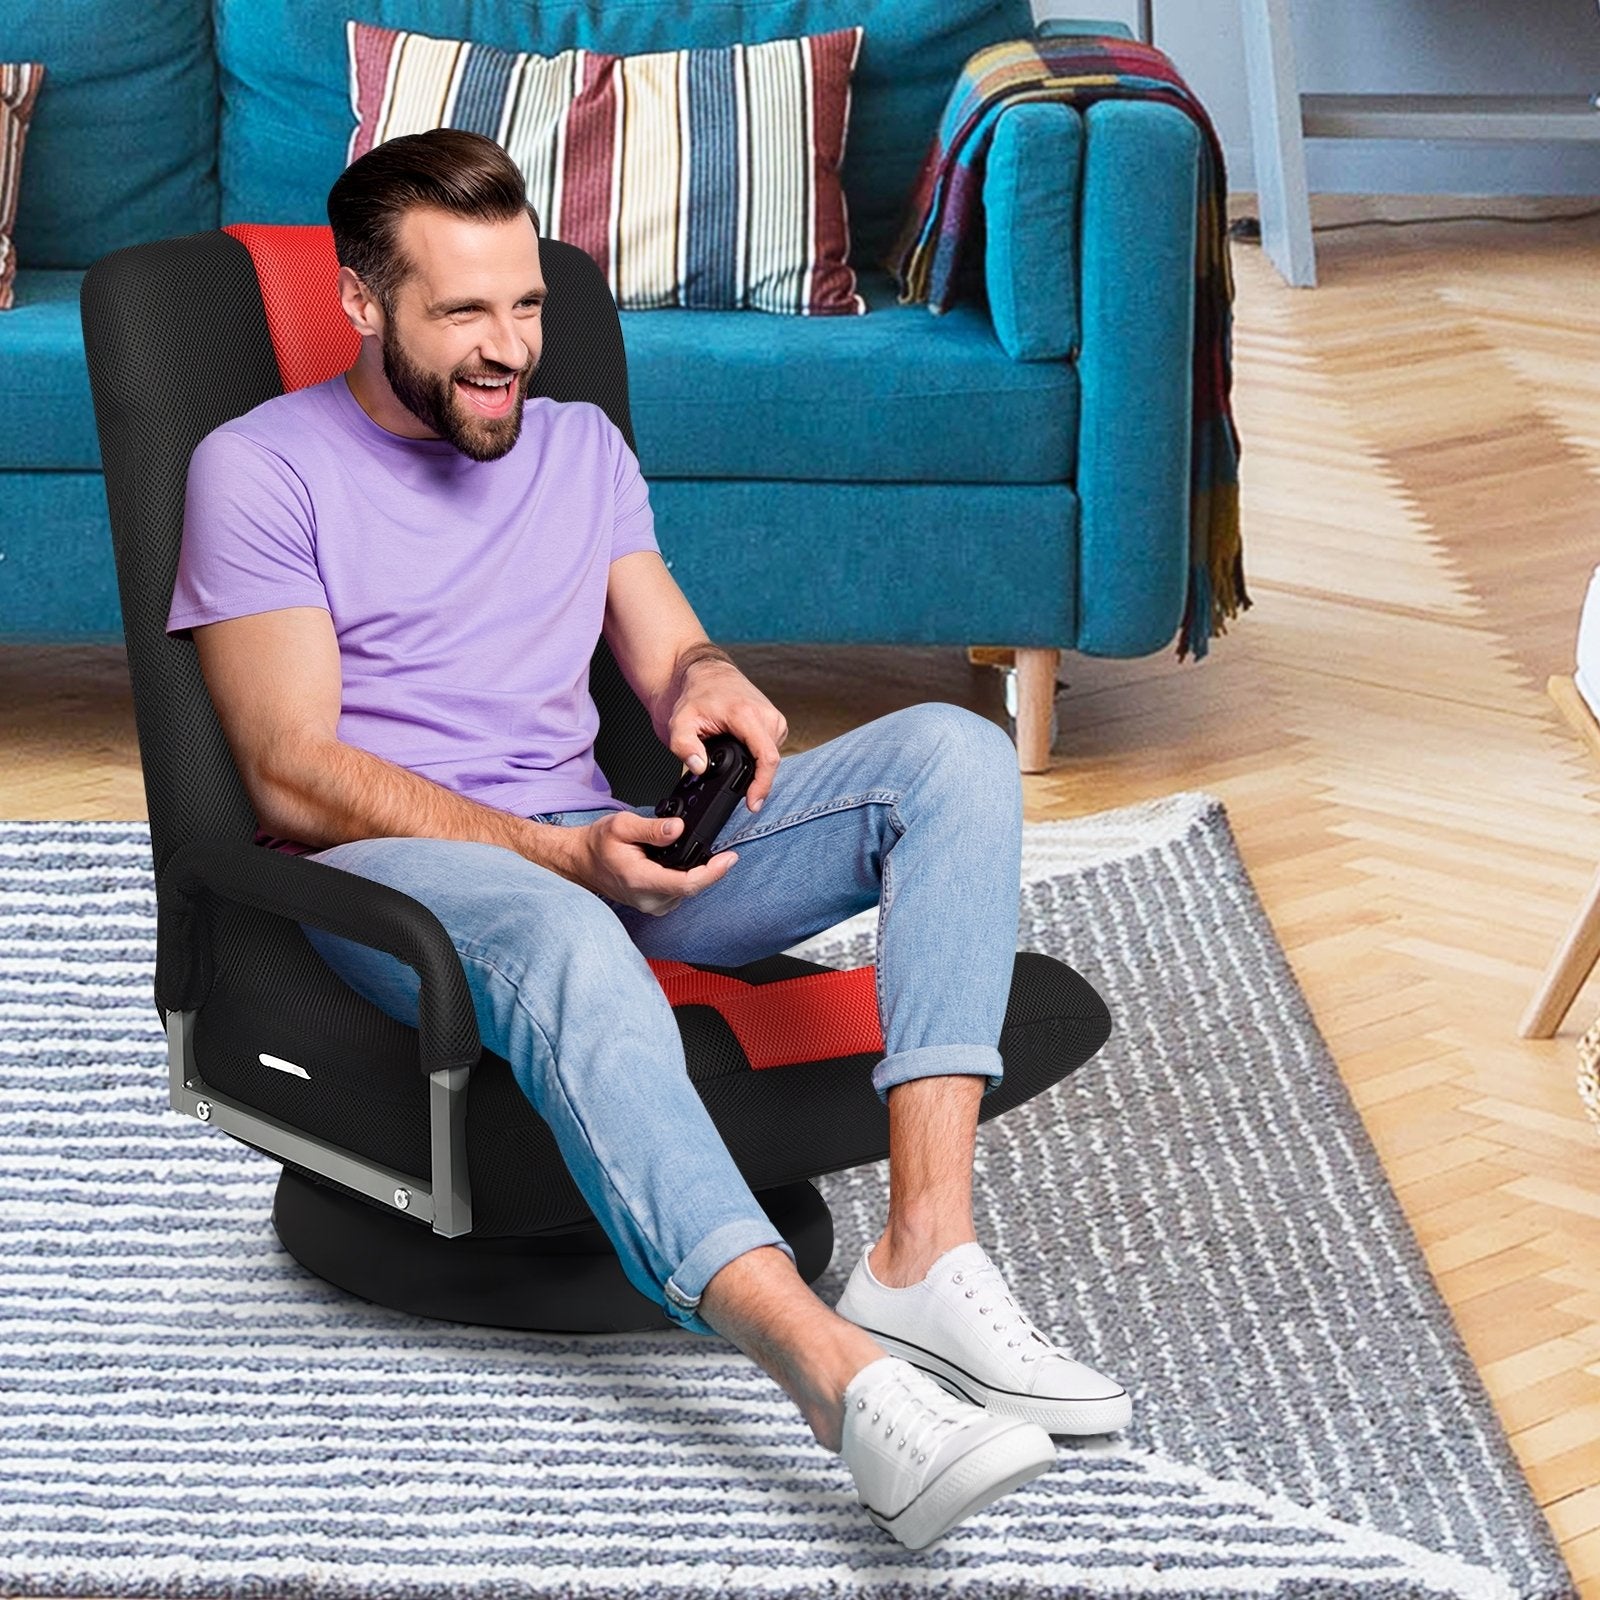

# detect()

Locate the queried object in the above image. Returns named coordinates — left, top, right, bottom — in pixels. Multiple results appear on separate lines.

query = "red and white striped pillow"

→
left=346, top=20, right=867, bottom=316
left=0, top=63, right=45, bottom=312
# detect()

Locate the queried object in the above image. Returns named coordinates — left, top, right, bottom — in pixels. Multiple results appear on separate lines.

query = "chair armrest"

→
left=156, top=836, right=481, bottom=1077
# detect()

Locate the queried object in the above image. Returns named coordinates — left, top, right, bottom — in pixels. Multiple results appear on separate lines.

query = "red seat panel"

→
left=647, top=960, right=883, bottom=1069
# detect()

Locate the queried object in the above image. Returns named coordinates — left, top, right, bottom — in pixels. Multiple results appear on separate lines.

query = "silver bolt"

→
left=393, top=1187, right=412, bottom=1211
left=194, top=1100, right=212, bottom=1122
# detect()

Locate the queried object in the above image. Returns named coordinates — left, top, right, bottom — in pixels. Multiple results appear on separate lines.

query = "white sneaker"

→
left=835, top=1241, right=1132, bottom=1436
left=838, top=1354, right=1056, bottom=1550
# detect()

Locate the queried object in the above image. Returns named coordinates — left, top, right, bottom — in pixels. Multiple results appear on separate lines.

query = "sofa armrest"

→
left=980, top=88, right=1200, bottom=656
left=1076, top=99, right=1200, bottom=657
left=983, top=18, right=1136, bottom=361
left=157, top=836, right=481, bottom=1077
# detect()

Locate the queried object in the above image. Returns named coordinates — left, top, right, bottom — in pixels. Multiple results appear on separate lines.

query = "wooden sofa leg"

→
left=966, top=646, right=1015, bottom=670
left=1013, top=647, right=1060, bottom=774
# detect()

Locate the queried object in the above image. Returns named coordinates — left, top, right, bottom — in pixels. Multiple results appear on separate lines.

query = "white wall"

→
left=1034, top=0, right=1600, bottom=195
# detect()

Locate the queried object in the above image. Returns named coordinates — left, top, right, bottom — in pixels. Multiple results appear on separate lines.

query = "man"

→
left=165, top=128, right=1129, bottom=1550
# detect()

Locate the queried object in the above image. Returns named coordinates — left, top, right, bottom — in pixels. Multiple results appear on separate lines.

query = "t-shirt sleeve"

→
left=165, top=427, right=329, bottom=638
left=608, top=418, right=660, bottom=562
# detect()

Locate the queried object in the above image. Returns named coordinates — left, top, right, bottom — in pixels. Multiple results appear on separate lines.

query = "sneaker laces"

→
left=862, top=1368, right=966, bottom=1465
left=948, top=1254, right=1053, bottom=1363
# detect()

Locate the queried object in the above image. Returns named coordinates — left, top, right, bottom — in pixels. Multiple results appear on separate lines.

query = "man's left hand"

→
left=664, top=658, right=787, bottom=813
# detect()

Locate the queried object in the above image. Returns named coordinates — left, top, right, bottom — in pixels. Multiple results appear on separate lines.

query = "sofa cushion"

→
left=346, top=18, right=866, bottom=315
left=7, top=0, right=219, bottom=270
left=1, top=471, right=126, bottom=642
left=0, top=270, right=99, bottom=469
left=625, top=268, right=1077, bottom=483
left=1, top=65, right=46, bottom=310
left=0, top=265, right=1075, bottom=480
left=646, top=477, right=1079, bottom=643
left=218, top=0, right=1035, bottom=268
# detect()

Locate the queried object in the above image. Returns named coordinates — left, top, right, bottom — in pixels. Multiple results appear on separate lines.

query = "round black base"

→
left=271, top=1166, right=836, bottom=1333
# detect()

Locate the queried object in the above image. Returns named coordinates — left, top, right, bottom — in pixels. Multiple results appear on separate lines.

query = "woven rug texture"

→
left=0, top=795, right=1576, bottom=1600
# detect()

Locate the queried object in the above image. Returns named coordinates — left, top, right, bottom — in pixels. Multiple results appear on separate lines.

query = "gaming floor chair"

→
left=79, top=224, right=1114, bottom=1333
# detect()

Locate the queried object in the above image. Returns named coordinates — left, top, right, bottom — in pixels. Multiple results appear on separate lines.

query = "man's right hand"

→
left=556, top=810, right=739, bottom=916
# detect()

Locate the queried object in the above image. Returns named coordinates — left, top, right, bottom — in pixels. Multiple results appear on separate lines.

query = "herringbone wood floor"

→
left=2, top=197, right=1598, bottom=1593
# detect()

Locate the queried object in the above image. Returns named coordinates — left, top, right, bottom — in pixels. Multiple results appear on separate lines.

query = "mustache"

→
left=456, top=361, right=531, bottom=382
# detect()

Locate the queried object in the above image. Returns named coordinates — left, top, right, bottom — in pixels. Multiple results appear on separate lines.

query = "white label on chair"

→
left=259, top=1053, right=310, bottom=1080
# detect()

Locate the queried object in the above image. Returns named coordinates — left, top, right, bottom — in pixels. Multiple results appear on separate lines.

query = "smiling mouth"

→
left=456, top=372, right=519, bottom=419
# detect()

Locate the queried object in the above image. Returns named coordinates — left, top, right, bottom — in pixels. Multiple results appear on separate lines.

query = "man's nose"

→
left=480, top=315, right=532, bottom=371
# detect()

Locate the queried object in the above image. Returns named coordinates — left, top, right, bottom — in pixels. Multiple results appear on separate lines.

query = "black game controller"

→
left=643, top=733, right=758, bottom=870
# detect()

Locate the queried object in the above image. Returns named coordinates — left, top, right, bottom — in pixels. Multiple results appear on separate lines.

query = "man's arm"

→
left=601, top=550, right=738, bottom=741
left=601, top=550, right=788, bottom=804
left=193, top=606, right=583, bottom=879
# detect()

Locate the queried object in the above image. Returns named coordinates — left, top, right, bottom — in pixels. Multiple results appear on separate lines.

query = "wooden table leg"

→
left=1520, top=858, right=1600, bottom=1038
left=1239, top=0, right=1318, bottom=287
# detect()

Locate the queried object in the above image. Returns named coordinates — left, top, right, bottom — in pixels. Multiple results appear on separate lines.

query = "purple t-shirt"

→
left=166, top=374, right=660, bottom=852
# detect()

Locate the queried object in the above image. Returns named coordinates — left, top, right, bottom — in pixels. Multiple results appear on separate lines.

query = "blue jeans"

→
left=296, top=702, right=1022, bottom=1336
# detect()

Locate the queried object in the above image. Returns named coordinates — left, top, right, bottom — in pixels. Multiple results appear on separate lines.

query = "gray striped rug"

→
left=0, top=796, right=1576, bottom=1600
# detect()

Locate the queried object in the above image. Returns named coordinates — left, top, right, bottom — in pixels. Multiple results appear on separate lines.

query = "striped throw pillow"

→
left=346, top=20, right=867, bottom=316
left=0, top=63, right=45, bottom=312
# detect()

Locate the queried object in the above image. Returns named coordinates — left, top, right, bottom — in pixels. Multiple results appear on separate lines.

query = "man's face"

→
left=378, top=208, right=545, bottom=462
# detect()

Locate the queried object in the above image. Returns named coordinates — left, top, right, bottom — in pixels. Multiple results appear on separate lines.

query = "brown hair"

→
left=326, top=128, right=540, bottom=314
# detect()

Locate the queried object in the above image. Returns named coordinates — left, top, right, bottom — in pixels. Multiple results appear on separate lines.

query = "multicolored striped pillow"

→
left=346, top=20, right=867, bottom=317
left=0, top=63, right=46, bottom=312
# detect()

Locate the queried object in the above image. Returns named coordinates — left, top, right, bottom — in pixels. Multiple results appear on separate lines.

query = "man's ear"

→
left=337, top=266, right=384, bottom=338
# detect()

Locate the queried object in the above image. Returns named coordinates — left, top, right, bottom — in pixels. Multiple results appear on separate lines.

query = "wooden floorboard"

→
left=2, top=195, right=1599, bottom=1592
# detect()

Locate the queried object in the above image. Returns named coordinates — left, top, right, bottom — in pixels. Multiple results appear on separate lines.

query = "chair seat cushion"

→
left=626, top=268, right=1078, bottom=483
left=0, top=269, right=98, bottom=469
left=196, top=942, right=1110, bottom=1238
left=651, top=959, right=882, bottom=1071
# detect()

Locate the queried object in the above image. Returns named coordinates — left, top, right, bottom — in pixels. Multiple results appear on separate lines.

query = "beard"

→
left=380, top=320, right=536, bottom=462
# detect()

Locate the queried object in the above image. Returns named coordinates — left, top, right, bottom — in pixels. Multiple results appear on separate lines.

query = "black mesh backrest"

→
left=79, top=229, right=682, bottom=892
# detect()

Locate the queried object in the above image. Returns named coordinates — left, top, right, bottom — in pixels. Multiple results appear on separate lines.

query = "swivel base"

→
left=272, top=1165, right=835, bottom=1332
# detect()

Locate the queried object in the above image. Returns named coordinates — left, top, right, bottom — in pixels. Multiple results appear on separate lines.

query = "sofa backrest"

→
left=8, top=0, right=221, bottom=271
left=217, top=0, right=1036, bottom=269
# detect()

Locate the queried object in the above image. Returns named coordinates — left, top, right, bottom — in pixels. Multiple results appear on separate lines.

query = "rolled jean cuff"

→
left=662, top=1217, right=797, bottom=1337
left=871, top=1043, right=1004, bottom=1106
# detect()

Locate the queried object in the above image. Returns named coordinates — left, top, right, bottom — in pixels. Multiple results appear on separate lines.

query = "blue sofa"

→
left=2, top=0, right=1203, bottom=768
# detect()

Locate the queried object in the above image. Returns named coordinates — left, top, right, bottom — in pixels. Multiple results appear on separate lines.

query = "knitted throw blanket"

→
left=886, top=36, right=1247, bottom=661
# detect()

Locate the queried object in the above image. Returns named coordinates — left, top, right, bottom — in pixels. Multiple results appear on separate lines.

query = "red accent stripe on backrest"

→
left=646, top=960, right=884, bottom=1070
left=223, top=224, right=360, bottom=393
